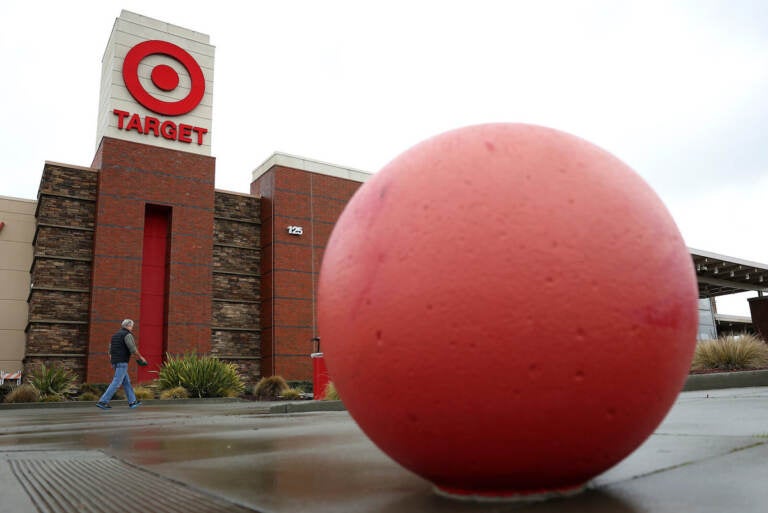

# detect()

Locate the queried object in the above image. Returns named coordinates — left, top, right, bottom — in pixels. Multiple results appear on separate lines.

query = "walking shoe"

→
left=96, top=402, right=111, bottom=410
left=128, top=401, right=142, bottom=409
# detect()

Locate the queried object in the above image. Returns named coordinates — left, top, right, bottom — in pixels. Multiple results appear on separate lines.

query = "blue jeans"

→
left=98, top=362, right=136, bottom=404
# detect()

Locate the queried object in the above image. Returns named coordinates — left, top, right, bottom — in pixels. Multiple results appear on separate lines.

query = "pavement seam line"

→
left=601, top=440, right=767, bottom=486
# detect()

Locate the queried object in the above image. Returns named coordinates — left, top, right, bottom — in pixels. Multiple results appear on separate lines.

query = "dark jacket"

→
left=110, top=328, right=132, bottom=364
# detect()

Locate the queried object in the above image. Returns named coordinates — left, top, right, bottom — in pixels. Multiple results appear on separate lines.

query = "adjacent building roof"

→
left=691, top=248, right=768, bottom=298
left=251, top=152, right=373, bottom=183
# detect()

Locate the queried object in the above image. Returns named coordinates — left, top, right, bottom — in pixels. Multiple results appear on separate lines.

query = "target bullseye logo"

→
left=122, top=40, right=205, bottom=116
left=114, top=39, right=209, bottom=147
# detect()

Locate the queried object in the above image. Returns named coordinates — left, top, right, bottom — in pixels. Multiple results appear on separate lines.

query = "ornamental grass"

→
left=28, top=364, right=76, bottom=398
left=691, top=333, right=768, bottom=371
left=253, top=375, right=289, bottom=401
left=323, top=381, right=340, bottom=401
left=39, top=393, right=66, bottom=402
left=4, top=384, right=41, bottom=403
left=133, top=386, right=155, bottom=401
left=78, top=392, right=100, bottom=402
left=159, top=386, right=190, bottom=400
left=278, top=388, right=303, bottom=400
left=158, top=354, right=244, bottom=398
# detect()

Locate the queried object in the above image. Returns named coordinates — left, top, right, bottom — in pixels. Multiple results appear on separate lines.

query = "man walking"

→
left=97, top=319, right=147, bottom=410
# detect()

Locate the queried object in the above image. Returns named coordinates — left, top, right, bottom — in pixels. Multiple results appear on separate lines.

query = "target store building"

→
left=0, top=11, right=370, bottom=385
left=3, top=11, right=768, bottom=387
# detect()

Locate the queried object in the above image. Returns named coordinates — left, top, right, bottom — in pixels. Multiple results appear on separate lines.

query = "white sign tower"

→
left=96, top=10, right=214, bottom=155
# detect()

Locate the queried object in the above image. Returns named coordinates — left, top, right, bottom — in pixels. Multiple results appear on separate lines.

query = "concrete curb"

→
left=682, top=369, right=768, bottom=391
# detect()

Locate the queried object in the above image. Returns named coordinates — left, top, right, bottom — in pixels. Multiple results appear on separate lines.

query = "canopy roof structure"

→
left=690, top=248, right=768, bottom=299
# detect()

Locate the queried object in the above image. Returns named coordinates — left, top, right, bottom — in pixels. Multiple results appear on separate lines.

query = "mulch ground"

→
left=689, top=367, right=768, bottom=375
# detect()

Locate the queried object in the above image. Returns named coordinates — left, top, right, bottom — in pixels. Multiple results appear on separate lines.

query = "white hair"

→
left=121, top=319, right=134, bottom=329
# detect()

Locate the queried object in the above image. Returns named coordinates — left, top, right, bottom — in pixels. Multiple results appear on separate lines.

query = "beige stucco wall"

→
left=0, top=195, right=36, bottom=373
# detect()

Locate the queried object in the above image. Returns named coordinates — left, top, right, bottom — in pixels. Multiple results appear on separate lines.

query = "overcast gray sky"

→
left=1, top=1, right=766, bottom=314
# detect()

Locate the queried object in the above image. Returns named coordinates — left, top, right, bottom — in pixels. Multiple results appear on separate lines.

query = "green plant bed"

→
left=253, top=376, right=288, bottom=400
left=29, top=364, right=76, bottom=398
left=0, top=383, right=16, bottom=403
left=277, top=388, right=306, bottom=400
left=3, top=384, right=40, bottom=403
left=287, top=380, right=313, bottom=393
left=79, top=383, right=107, bottom=396
left=158, top=354, right=244, bottom=398
left=133, top=386, right=155, bottom=400
left=691, top=334, right=768, bottom=372
left=160, top=386, right=190, bottom=400
left=322, top=381, right=340, bottom=401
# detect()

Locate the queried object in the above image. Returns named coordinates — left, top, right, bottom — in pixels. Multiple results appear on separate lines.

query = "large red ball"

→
left=318, top=123, right=697, bottom=499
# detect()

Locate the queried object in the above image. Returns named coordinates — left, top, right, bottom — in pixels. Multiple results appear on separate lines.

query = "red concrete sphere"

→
left=317, top=123, right=698, bottom=500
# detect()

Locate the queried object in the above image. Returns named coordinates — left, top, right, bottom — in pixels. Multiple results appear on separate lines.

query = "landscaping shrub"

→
left=78, top=392, right=100, bottom=402
left=279, top=388, right=303, bottom=400
left=28, top=364, right=76, bottom=398
left=253, top=376, right=288, bottom=400
left=323, top=381, right=340, bottom=401
left=158, top=354, right=244, bottom=398
left=39, top=393, right=65, bottom=402
left=4, top=384, right=40, bottom=403
left=0, top=383, right=15, bottom=402
left=692, top=334, right=768, bottom=371
left=134, top=386, right=155, bottom=401
left=160, top=386, right=190, bottom=400
left=287, top=380, right=313, bottom=394
left=78, top=383, right=103, bottom=396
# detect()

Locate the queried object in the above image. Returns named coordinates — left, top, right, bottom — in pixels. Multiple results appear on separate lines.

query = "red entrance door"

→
left=138, top=205, right=170, bottom=383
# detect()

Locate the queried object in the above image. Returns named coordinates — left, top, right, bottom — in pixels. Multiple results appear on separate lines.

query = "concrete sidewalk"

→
left=1, top=388, right=767, bottom=512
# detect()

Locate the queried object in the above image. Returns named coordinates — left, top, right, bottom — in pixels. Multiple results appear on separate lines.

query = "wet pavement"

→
left=1, top=388, right=768, bottom=512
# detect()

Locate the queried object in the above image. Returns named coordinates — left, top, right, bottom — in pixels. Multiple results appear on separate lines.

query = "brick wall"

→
left=87, top=137, right=215, bottom=384
left=212, top=191, right=261, bottom=386
left=24, top=163, right=98, bottom=383
left=252, top=165, right=363, bottom=380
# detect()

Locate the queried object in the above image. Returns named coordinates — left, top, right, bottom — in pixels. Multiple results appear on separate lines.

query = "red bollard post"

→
left=311, top=352, right=329, bottom=400
left=311, top=337, right=329, bottom=400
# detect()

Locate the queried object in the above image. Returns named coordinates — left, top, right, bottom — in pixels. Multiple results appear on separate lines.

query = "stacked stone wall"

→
left=211, top=191, right=262, bottom=386
left=31, top=259, right=91, bottom=290
left=26, top=323, right=89, bottom=355
left=24, top=163, right=97, bottom=385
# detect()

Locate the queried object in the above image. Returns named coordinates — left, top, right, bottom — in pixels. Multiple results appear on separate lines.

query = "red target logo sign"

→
left=122, top=40, right=205, bottom=116
left=114, top=39, right=209, bottom=146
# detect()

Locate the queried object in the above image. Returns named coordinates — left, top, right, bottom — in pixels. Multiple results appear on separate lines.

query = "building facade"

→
left=16, top=148, right=367, bottom=386
left=0, top=196, right=36, bottom=375
left=0, top=11, right=371, bottom=387
left=252, top=154, right=370, bottom=379
left=1, top=11, right=767, bottom=388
